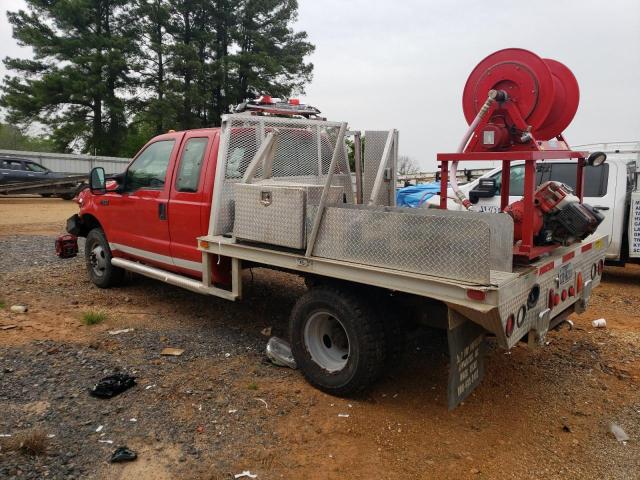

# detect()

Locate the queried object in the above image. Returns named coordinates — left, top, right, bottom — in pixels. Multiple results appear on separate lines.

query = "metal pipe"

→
left=110, top=257, right=237, bottom=300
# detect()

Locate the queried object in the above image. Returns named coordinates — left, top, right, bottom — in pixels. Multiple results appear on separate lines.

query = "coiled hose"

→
left=449, top=90, right=499, bottom=210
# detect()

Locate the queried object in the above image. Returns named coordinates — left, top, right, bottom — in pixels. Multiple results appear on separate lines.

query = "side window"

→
left=25, top=162, right=48, bottom=173
left=490, top=165, right=529, bottom=196
left=175, top=138, right=208, bottom=192
left=125, top=140, right=175, bottom=192
left=546, top=163, right=609, bottom=197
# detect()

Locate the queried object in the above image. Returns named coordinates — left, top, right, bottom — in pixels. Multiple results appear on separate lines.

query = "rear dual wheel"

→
left=290, top=285, right=387, bottom=395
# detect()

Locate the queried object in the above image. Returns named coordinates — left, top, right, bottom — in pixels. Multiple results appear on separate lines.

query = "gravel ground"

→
left=1, top=227, right=640, bottom=479
left=0, top=332, right=292, bottom=479
left=0, top=235, right=85, bottom=274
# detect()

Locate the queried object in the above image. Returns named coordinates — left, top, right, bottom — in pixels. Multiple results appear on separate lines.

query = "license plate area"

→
left=558, top=263, right=574, bottom=285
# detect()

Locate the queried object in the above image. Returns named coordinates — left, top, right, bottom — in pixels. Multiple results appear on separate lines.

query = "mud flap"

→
left=447, top=309, right=487, bottom=410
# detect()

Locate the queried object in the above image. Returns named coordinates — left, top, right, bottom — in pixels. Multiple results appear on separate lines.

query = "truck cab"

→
left=71, top=128, right=230, bottom=285
left=426, top=142, right=640, bottom=264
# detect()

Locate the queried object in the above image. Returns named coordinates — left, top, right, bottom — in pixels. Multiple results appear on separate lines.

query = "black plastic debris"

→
left=110, top=446, right=138, bottom=463
left=89, top=373, right=136, bottom=399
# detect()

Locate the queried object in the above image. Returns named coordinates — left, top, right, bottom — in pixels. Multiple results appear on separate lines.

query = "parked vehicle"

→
left=0, top=156, right=81, bottom=199
left=64, top=50, right=609, bottom=408
left=426, top=142, right=640, bottom=265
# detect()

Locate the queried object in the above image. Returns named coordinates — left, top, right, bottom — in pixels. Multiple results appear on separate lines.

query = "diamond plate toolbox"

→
left=310, top=204, right=513, bottom=283
left=234, top=183, right=343, bottom=249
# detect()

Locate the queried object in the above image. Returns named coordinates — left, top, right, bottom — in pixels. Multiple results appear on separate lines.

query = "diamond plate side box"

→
left=309, top=204, right=513, bottom=283
left=234, top=183, right=343, bottom=249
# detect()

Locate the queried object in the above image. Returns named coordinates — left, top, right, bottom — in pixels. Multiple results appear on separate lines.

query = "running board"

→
left=110, top=257, right=238, bottom=301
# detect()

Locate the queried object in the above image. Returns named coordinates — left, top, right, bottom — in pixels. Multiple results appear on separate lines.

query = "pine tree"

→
left=233, top=0, right=314, bottom=101
left=1, top=0, right=315, bottom=155
left=132, top=0, right=173, bottom=136
left=1, top=0, right=138, bottom=155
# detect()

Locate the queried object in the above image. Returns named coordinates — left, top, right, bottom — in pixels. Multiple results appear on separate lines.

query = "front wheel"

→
left=290, top=285, right=385, bottom=396
left=85, top=228, right=124, bottom=288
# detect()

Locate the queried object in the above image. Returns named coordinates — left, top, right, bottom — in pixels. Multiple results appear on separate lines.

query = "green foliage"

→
left=346, top=136, right=365, bottom=173
left=0, top=124, right=56, bottom=152
left=247, top=381, right=258, bottom=390
left=0, top=300, right=5, bottom=309
left=1, top=0, right=314, bottom=156
left=82, top=311, right=107, bottom=325
left=1, top=0, right=137, bottom=155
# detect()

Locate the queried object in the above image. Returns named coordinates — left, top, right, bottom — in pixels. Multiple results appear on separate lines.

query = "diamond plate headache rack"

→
left=363, top=130, right=398, bottom=207
left=208, top=114, right=354, bottom=237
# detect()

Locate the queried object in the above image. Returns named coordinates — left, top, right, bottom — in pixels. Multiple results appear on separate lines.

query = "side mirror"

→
left=469, top=178, right=498, bottom=204
left=89, top=167, right=106, bottom=194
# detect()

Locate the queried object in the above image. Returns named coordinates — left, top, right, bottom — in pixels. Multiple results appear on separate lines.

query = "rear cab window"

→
left=1, top=160, right=26, bottom=170
left=175, top=138, right=208, bottom=192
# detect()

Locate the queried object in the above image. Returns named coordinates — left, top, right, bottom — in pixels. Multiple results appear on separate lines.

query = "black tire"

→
left=85, top=228, right=125, bottom=288
left=60, top=192, right=75, bottom=200
left=290, top=285, right=385, bottom=396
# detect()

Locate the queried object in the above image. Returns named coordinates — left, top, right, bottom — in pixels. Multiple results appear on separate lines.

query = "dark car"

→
left=0, top=157, right=69, bottom=184
left=0, top=157, right=84, bottom=199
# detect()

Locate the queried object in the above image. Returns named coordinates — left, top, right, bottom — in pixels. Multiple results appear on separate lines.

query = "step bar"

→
left=110, top=257, right=239, bottom=301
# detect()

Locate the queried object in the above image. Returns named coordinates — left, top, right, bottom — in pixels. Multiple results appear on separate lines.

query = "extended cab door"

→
left=167, top=132, right=216, bottom=276
left=106, top=135, right=182, bottom=267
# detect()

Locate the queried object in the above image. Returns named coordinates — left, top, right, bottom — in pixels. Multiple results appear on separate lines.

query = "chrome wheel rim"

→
left=89, top=244, right=107, bottom=277
left=303, top=311, right=350, bottom=372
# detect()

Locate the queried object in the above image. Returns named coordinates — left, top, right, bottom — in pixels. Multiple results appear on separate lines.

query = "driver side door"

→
left=106, top=136, right=182, bottom=268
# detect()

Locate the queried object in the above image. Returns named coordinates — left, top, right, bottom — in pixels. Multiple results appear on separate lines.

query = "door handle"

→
left=158, top=202, right=167, bottom=220
left=593, top=205, right=609, bottom=211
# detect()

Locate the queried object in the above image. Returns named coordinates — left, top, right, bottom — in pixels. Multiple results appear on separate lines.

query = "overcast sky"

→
left=2, top=0, right=639, bottom=169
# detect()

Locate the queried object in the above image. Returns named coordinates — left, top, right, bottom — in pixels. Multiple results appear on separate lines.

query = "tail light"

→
left=554, top=293, right=560, bottom=306
left=568, top=286, right=575, bottom=297
left=561, top=289, right=568, bottom=301
left=548, top=289, right=555, bottom=309
left=467, top=289, right=486, bottom=301
left=288, top=98, right=300, bottom=105
left=505, top=314, right=515, bottom=338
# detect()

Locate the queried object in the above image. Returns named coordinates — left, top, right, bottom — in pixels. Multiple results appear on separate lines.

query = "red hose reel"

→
left=462, top=48, right=579, bottom=149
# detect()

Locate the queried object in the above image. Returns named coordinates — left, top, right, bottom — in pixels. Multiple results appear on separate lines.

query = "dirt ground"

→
left=0, top=197, right=639, bottom=480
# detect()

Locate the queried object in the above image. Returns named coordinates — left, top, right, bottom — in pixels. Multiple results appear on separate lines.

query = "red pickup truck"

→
left=64, top=94, right=608, bottom=409
left=69, top=128, right=231, bottom=287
